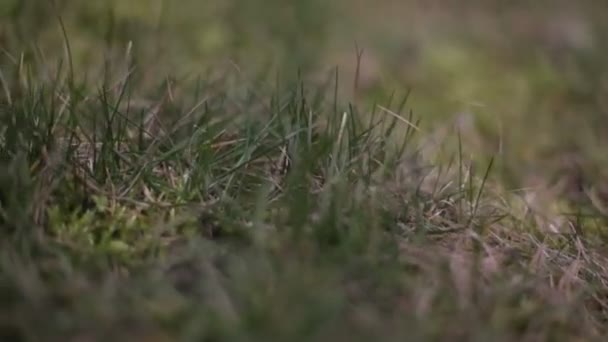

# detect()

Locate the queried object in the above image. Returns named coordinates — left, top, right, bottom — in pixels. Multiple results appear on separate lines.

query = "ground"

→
left=1, top=1, right=608, bottom=341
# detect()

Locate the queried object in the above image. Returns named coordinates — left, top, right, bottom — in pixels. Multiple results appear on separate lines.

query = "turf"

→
left=1, top=1, right=608, bottom=341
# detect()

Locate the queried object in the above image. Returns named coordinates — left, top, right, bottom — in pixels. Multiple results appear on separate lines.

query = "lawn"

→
left=1, top=1, right=608, bottom=341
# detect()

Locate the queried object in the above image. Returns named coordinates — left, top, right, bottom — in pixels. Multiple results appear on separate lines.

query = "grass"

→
left=2, top=2, right=608, bottom=341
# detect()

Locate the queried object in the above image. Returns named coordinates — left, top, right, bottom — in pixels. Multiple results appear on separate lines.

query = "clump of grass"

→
left=1, top=43, right=608, bottom=342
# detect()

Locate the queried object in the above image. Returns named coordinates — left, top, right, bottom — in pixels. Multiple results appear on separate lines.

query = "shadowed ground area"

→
left=1, top=1, right=608, bottom=341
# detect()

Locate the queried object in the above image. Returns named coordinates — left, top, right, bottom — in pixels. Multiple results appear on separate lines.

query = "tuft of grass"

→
left=1, top=43, right=608, bottom=342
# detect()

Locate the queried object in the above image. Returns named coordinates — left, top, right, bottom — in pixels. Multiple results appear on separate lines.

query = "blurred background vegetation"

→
left=2, top=0, right=608, bottom=198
